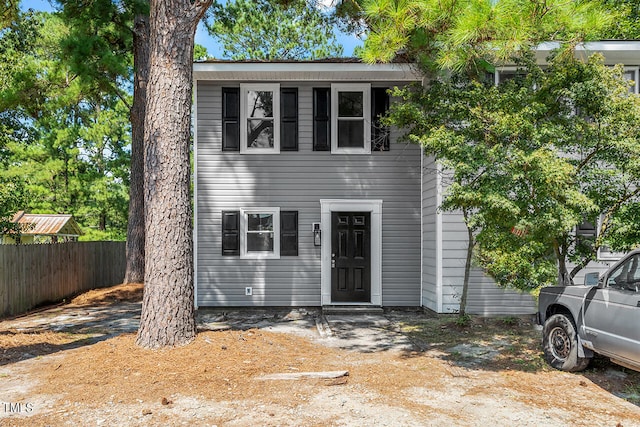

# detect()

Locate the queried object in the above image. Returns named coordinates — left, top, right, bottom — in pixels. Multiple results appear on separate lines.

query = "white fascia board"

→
left=193, top=62, right=422, bottom=82
left=534, top=41, right=640, bottom=65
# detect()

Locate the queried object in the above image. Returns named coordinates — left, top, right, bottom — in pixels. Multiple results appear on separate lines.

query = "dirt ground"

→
left=1, top=283, right=639, bottom=426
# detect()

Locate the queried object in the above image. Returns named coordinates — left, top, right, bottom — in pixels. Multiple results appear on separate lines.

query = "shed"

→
left=2, top=211, right=83, bottom=244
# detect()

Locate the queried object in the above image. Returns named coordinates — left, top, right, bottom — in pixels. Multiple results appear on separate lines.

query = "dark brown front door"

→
left=331, top=212, right=371, bottom=303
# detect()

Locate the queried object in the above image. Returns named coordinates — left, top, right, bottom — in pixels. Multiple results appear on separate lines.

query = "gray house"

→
left=193, top=42, right=640, bottom=314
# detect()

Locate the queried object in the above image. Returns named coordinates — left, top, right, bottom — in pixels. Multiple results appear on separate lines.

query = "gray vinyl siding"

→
left=421, top=154, right=438, bottom=311
left=440, top=212, right=537, bottom=315
left=196, top=81, right=421, bottom=307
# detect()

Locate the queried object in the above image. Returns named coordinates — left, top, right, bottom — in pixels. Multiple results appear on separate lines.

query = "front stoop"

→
left=322, top=305, right=384, bottom=315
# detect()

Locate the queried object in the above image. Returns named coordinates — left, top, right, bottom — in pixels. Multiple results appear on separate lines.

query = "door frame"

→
left=320, top=199, right=382, bottom=306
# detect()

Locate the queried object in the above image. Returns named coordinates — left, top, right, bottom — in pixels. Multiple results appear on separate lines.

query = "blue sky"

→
left=20, top=0, right=363, bottom=58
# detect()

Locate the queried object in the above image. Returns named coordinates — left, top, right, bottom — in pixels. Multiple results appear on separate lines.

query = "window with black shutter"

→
left=313, top=88, right=330, bottom=151
left=280, top=211, right=298, bottom=256
left=222, top=88, right=240, bottom=151
left=221, top=211, right=240, bottom=256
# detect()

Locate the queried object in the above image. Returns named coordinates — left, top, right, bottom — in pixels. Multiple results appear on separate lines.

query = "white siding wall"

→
left=196, top=81, right=422, bottom=307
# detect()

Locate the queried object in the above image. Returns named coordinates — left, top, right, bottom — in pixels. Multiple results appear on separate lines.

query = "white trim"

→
left=239, top=83, right=280, bottom=154
left=330, top=83, right=371, bottom=154
left=193, top=78, right=199, bottom=309
left=240, top=207, right=281, bottom=259
left=193, top=62, right=422, bottom=82
left=320, top=199, right=383, bottom=306
left=435, top=162, right=443, bottom=313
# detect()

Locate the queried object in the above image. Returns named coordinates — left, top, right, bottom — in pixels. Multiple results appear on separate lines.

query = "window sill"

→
left=240, top=148, right=281, bottom=154
left=240, top=252, right=281, bottom=260
left=331, top=147, right=371, bottom=155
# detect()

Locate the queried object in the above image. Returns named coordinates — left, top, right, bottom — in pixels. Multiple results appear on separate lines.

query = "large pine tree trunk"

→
left=136, top=0, right=210, bottom=348
left=124, top=12, right=150, bottom=285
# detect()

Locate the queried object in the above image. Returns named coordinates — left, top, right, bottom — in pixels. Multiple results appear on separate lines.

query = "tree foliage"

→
left=386, top=53, right=640, bottom=291
left=1, top=0, right=19, bottom=28
left=361, top=0, right=612, bottom=72
left=601, top=0, right=640, bottom=39
left=0, top=11, right=131, bottom=240
left=361, top=0, right=636, bottom=314
left=0, top=177, right=28, bottom=236
left=205, top=0, right=343, bottom=60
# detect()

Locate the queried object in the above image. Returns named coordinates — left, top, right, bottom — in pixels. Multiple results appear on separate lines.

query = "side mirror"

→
left=584, top=272, right=599, bottom=286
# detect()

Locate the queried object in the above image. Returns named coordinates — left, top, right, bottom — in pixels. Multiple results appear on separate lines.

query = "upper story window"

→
left=331, top=83, right=371, bottom=154
left=493, top=68, right=527, bottom=86
left=240, top=83, right=281, bottom=154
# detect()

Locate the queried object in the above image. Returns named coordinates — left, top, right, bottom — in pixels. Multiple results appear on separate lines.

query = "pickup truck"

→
left=538, top=249, right=640, bottom=372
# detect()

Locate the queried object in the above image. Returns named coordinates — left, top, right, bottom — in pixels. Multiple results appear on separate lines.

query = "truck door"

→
left=582, top=253, right=640, bottom=365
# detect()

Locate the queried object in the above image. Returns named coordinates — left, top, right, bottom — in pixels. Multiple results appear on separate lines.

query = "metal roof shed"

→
left=3, top=211, right=83, bottom=244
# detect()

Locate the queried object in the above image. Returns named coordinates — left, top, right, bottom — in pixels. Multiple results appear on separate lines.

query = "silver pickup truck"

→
left=538, top=249, right=640, bottom=372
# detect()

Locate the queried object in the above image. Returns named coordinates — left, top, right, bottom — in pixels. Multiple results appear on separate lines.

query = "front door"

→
left=331, top=212, right=371, bottom=303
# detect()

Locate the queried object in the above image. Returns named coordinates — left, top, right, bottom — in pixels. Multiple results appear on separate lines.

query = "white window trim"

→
left=331, top=83, right=371, bottom=154
left=240, top=83, right=280, bottom=154
left=240, top=207, right=280, bottom=259
left=319, top=199, right=382, bottom=306
left=494, top=67, right=526, bottom=85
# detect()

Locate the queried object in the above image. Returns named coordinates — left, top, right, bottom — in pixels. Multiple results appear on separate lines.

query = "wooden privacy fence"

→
left=0, top=241, right=126, bottom=317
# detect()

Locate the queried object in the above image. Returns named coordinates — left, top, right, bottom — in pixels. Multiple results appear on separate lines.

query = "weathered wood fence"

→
left=0, top=241, right=126, bottom=317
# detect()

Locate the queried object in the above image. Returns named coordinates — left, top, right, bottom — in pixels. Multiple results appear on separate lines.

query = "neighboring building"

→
left=192, top=42, right=640, bottom=314
left=2, top=211, right=83, bottom=244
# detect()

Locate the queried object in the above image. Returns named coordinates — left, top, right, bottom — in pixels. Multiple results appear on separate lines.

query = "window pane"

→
left=247, top=232, right=274, bottom=252
left=623, top=71, right=636, bottom=93
left=608, top=254, right=640, bottom=290
left=337, top=120, right=364, bottom=148
left=247, top=214, right=273, bottom=231
left=338, top=92, right=363, bottom=117
left=247, top=90, right=274, bottom=118
left=247, top=119, right=274, bottom=148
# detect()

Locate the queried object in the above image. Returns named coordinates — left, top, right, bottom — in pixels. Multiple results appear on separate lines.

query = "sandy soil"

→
left=1, top=283, right=639, bottom=426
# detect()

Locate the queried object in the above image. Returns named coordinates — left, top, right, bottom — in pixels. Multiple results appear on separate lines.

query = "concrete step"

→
left=322, top=306, right=384, bottom=315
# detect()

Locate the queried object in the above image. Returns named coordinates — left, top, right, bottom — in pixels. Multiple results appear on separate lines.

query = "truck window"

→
left=607, top=254, right=640, bottom=292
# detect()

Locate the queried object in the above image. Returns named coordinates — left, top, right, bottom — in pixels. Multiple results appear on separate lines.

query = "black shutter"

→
left=222, top=88, right=240, bottom=151
left=313, top=88, right=330, bottom=151
left=281, top=88, right=298, bottom=151
left=280, top=211, right=298, bottom=256
left=221, top=211, right=240, bottom=256
left=372, top=87, right=390, bottom=151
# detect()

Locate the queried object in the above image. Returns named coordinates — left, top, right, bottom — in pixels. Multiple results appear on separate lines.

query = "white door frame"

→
left=320, top=199, right=383, bottom=306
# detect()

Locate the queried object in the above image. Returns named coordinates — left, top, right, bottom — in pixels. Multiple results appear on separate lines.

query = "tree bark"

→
left=554, top=241, right=570, bottom=285
left=459, top=209, right=473, bottom=317
left=136, top=0, right=210, bottom=348
left=124, top=12, right=150, bottom=285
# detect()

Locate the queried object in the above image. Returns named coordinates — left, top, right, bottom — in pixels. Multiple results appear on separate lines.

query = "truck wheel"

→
left=542, top=314, right=590, bottom=372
